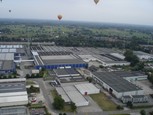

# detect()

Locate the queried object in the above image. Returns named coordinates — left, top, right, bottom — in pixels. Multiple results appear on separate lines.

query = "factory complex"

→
left=0, top=44, right=152, bottom=115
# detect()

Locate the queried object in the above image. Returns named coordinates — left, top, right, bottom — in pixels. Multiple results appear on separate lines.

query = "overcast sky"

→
left=0, top=0, right=153, bottom=26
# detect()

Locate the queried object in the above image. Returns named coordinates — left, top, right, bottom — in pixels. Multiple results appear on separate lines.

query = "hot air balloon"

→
left=57, top=15, right=62, bottom=21
left=9, top=10, right=11, bottom=12
left=94, top=0, right=100, bottom=4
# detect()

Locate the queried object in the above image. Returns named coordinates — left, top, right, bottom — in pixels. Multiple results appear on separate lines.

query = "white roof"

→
left=56, top=87, right=71, bottom=103
left=0, top=78, right=26, bottom=83
left=9, top=49, right=16, bottom=53
left=2, top=49, right=9, bottom=52
left=62, top=85, right=89, bottom=106
left=0, top=92, right=27, bottom=97
left=0, top=53, right=14, bottom=60
left=32, top=51, right=39, bottom=56
left=75, top=83, right=100, bottom=95
left=0, top=95, right=28, bottom=104
left=41, top=55, right=76, bottom=60
left=110, top=53, right=125, bottom=60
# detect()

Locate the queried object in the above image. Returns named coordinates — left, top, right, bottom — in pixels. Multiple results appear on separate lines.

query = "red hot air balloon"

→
left=57, top=15, right=62, bottom=20
left=94, top=0, right=100, bottom=4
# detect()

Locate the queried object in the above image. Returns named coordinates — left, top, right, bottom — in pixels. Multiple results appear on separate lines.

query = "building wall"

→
left=123, top=75, right=148, bottom=82
left=113, top=90, right=144, bottom=99
left=35, top=63, right=88, bottom=70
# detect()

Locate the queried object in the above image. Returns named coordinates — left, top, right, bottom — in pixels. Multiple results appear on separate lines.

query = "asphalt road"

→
left=32, top=78, right=58, bottom=115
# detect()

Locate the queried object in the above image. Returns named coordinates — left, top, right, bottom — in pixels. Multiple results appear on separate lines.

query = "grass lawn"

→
left=51, top=90, right=58, bottom=98
left=26, top=80, right=36, bottom=85
left=90, top=93, right=117, bottom=111
left=30, top=103, right=43, bottom=108
left=62, top=104, right=73, bottom=112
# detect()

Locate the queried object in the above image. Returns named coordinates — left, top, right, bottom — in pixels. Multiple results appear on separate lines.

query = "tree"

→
left=70, top=102, right=77, bottom=112
left=25, top=74, right=30, bottom=78
left=140, top=110, right=146, bottom=115
left=27, top=85, right=40, bottom=94
left=132, top=62, right=144, bottom=71
left=124, top=50, right=139, bottom=66
left=116, top=105, right=123, bottom=110
left=86, top=77, right=93, bottom=83
left=126, top=101, right=133, bottom=108
left=53, top=96, right=65, bottom=110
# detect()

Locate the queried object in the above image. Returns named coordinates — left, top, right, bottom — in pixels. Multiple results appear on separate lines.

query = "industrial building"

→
left=95, top=53, right=130, bottom=67
left=0, top=106, right=27, bottom=115
left=121, top=95, right=148, bottom=103
left=0, top=78, right=28, bottom=107
left=54, top=68, right=80, bottom=77
left=0, top=45, right=27, bottom=74
left=56, top=85, right=89, bottom=107
left=133, top=51, right=153, bottom=61
left=0, top=53, right=15, bottom=74
left=54, top=68, right=85, bottom=83
left=74, top=83, right=100, bottom=95
left=92, top=72, right=144, bottom=99
left=104, top=71, right=148, bottom=82
left=31, top=46, right=88, bottom=70
left=32, top=51, right=88, bottom=70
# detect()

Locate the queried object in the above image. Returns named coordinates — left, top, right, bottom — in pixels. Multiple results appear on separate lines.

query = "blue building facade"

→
left=35, top=63, right=88, bottom=70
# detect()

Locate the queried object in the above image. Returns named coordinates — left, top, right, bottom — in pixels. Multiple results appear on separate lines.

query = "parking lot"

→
left=135, top=80, right=153, bottom=95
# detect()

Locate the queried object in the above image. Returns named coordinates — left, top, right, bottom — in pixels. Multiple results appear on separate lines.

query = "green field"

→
left=51, top=90, right=58, bottom=98
left=90, top=93, right=118, bottom=111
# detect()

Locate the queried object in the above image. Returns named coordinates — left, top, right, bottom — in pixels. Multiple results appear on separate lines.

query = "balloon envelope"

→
left=9, top=10, right=11, bottom=12
left=94, top=0, right=100, bottom=4
left=57, top=15, right=62, bottom=20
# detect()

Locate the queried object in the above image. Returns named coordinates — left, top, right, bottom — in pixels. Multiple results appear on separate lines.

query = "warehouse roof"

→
left=0, top=106, right=27, bottom=115
left=66, top=68, right=80, bottom=75
left=56, top=87, right=70, bottom=103
left=96, top=71, right=146, bottom=78
left=112, top=71, right=147, bottom=78
left=93, top=72, right=142, bottom=92
left=55, top=69, right=68, bottom=76
left=62, top=85, right=89, bottom=106
left=133, top=51, right=151, bottom=56
left=0, top=60, right=14, bottom=70
left=0, top=53, right=14, bottom=60
left=75, top=83, right=100, bottom=94
left=55, top=68, right=80, bottom=76
left=0, top=79, right=28, bottom=107
left=0, top=45, right=23, bottom=49
left=0, top=82, right=26, bottom=93
left=43, top=59, right=86, bottom=65
left=38, top=51, right=73, bottom=56
left=33, top=51, right=86, bottom=66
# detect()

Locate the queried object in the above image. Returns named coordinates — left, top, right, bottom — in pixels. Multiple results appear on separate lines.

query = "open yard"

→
left=90, top=93, right=118, bottom=111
